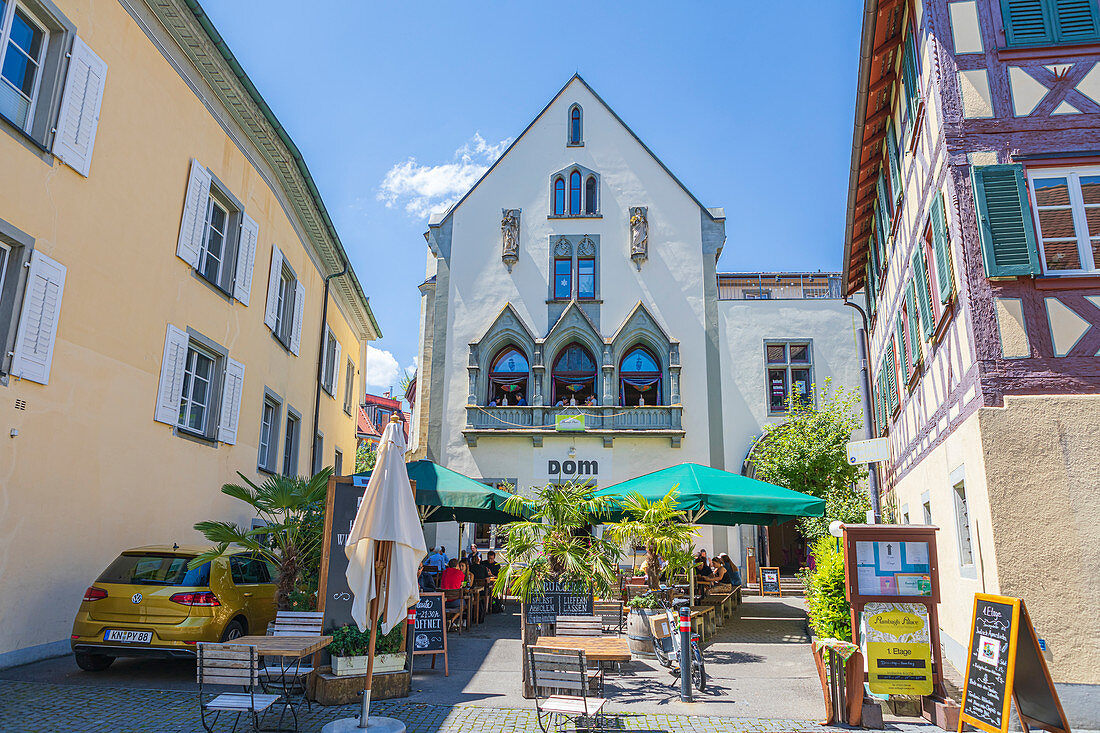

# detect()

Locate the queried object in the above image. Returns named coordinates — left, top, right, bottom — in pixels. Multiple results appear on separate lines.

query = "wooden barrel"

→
left=625, top=608, right=662, bottom=658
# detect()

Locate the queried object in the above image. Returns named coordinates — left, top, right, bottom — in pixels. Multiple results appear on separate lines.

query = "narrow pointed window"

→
left=585, top=176, right=597, bottom=214
left=570, top=171, right=582, bottom=215
left=569, top=105, right=582, bottom=144
left=553, top=177, right=566, bottom=215
left=620, top=346, right=661, bottom=406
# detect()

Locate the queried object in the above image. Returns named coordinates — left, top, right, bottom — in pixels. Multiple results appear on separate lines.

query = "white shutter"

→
left=233, top=213, right=258, bottom=305
left=217, top=357, right=245, bottom=444
left=52, top=36, right=106, bottom=177
left=264, top=245, right=284, bottom=331
left=290, top=281, right=305, bottom=356
left=153, top=324, right=189, bottom=425
left=177, top=159, right=212, bottom=268
left=10, top=251, right=66, bottom=385
left=331, top=338, right=342, bottom=397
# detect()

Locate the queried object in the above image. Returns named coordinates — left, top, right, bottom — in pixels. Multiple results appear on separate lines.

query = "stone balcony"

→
left=463, top=404, right=684, bottom=447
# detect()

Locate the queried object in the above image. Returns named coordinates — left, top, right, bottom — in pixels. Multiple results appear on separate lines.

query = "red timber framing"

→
left=844, top=0, right=911, bottom=297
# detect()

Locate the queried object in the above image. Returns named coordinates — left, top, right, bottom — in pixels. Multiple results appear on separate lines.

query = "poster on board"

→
left=854, top=540, right=932, bottom=598
left=861, top=602, right=933, bottom=695
left=759, top=567, right=781, bottom=596
left=412, top=592, right=448, bottom=676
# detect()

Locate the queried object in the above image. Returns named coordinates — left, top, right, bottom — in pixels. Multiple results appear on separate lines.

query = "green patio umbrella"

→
left=594, top=462, right=825, bottom=526
left=354, top=459, right=524, bottom=525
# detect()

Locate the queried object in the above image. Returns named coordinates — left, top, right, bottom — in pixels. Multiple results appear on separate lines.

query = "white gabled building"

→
left=410, top=75, right=866, bottom=571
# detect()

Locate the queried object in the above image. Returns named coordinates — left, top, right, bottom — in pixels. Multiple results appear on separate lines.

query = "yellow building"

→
left=0, top=0, right=379, bottom=667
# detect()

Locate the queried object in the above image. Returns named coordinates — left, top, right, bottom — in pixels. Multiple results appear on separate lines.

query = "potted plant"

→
left=327, top=621, right=406, bottom=677
left=605, top=487, right=697, bottom=589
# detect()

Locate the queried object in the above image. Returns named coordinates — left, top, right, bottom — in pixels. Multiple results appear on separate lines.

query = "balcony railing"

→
left=463, top=405, right=684, bottom=447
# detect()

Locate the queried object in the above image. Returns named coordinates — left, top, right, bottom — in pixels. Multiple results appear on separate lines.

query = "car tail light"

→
left=169, top=591, right=220, bottom=606
left=83, top=587, right=107, bottom=602
left=71, top=635, right=80, bottom=640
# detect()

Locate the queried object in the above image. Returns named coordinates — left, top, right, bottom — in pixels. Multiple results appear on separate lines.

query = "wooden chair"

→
left=527, top=648, right=606, bottom=733
left=197, top=643, right=282, bottom=733
left=258, top=611, right=323, bottom=708
left=593, top=600, right=624, bottom=634
left=554, top=615, right=602, bottom=637
left=444, top=588, right=467, bottom=632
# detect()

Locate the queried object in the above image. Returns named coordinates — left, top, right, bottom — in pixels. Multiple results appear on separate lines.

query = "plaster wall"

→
left=0, top=0, right=362, bottom=665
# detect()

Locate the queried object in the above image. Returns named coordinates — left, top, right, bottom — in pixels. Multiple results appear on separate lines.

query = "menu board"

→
left=524, top=579, right=593, bottom=624
left=854, top=540, right=932, bottom=597
left=861, top=602, right=933, bottom=695
left=413, top=593, right=445, bottom=653
left=320, top=478, right=366, bottom=632
left=960, top=594, right=1070, bottom=733
left=759, top=567, right=781, bottom=596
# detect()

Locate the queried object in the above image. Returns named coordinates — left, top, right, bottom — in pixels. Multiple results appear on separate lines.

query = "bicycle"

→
left=638, top=584, right=706, bottom=693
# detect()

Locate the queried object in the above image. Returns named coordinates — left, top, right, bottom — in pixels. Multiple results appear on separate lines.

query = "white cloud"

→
left=377, top=133, right=512, bottom=219
left=364, top=344, right=400, bottom=392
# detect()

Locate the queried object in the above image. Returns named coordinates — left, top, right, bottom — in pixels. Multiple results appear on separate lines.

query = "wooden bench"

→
left=688, top=606, right=715, bottom=642
left=703, top=586, right=736, bottom=623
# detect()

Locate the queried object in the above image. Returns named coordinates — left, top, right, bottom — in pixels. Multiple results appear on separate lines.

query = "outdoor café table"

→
left=238, top=634, right=331, bottom=731
left=530, top=635, right=631, bottom=663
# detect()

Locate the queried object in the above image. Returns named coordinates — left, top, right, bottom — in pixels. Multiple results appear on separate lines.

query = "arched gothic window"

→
left=553, top=177, right=566, bottom=216
left=488, top=347, right=529, bottom=405
left=619, top=346, right=661, bottom=406
left=551, top=343, right=597, bottom=406
left=570, top=171, right=582, bottom=215
left=585, top=176, right=597, bottom=215
left=569, top=105, right=582, bottom=144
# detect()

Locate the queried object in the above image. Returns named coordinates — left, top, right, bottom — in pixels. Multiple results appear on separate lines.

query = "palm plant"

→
left=492, top=478, right=622, bottom=602
left=190, top=467, right=332, bottom=610
left=604, top=487, right=697, bottom=589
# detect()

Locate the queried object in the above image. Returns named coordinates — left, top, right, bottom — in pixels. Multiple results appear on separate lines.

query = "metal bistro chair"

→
left=258, top=611, right=323, bottom=711
left=197, top=643, right=282, bottom=733
left=528, top=648, right=607, bottom=733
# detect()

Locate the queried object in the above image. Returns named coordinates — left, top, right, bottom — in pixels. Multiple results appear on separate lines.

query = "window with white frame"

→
left=765, top=341, right=813, bottom=414
left=178, top=345, right=216, bottom=435
left=334, top=448, right=343, bottom=477
left=953, top=480, right=974, bottom=566
left=0, top=1, right=48, bottom=131
left=264, top=245, right=304, bottom=355
left=1027, top=166, right=1100, bottom=274
left=343, top=358, right=355, bottom=415
left=282, top=410, right=300, bottom=476
left=0, top=220, right=66, bottom=385
left=258, top=394, right=280, bottom=472
left=321, top=327, right=340, bottom=397
left=154, top=325, right=244, bottom=445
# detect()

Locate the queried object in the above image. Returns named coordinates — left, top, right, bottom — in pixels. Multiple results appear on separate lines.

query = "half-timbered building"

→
left=841, top=0, right=1100, bottom=716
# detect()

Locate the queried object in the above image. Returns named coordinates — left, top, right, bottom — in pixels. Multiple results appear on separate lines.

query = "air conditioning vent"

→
left=14, top=399, right=26, bottom=410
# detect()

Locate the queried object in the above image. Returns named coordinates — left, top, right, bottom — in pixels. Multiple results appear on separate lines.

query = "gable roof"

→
left=431, top=74, right=722, bottom=228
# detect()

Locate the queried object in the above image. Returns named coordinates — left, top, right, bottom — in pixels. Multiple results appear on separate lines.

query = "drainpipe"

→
left=844, top=299, right=881, bottom=522
left=311, top=256, right=350, bottom=474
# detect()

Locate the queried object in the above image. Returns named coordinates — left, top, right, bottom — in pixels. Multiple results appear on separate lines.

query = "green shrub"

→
left=326, top=620, right=405, bottom=657
left=803, top=537, right=852, bottom=641
left=626, top=594, right=662, bottom=610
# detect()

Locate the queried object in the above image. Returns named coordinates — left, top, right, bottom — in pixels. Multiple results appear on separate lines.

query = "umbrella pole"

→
left=360, top=540, right=394, bottom=728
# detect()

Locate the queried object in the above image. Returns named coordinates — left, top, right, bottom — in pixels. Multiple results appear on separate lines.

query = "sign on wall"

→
left=555, top=414, right=585, bottom=431
left=861, top=602, right=933, bottom=695
left=532, top=445, right=611, bottom=486
left=846, top=437, right=889, bottom=465
left=959, top=594, right=1069, bottom=733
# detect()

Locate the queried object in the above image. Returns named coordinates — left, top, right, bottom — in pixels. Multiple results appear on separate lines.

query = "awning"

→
left=594, top=462, right=825, bottom=526
left=354, top=460, right=525, bottom=525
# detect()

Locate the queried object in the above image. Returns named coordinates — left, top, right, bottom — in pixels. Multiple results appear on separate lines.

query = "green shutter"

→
left=902, top=32, right=921, bottom=126
left=913, top=250, right=935, bottom=338
left=865, top=260, right=877, bottom=317
left=875, top=196, right=889, bottom=269
left=896, top=315, right=910, bottom=384
left=972, top=164, right=1042, bottom=277
left=906, top=281, right=923, bottom=365
left=1002, top=0, right=1054, bottom=45
left=877, top=170, right=892, bottom=220
left=886, top=120, right=902, bottom=205
left=930, top=192, right=955, bottom=303
left=1054, top=0, right=1100, bottom=42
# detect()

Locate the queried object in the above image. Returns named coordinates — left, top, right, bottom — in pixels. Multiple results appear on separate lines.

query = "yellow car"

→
left=70, top=545, right=277, bottom=671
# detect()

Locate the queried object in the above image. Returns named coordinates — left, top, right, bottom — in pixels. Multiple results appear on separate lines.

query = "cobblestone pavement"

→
left=0, top=679, right=942, bottom=733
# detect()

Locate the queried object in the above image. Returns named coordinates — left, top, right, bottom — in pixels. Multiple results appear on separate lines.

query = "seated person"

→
left=484, top=551, right=501, bottom=577
left=708, top=557, right=727, bottom=583
left=469, top=555, right=490, bottom=583
left=695, top=550, right=712, bottom=577
left=457, top=560, right=472, bottom=587
left=719, top=553, right=742, bottom=586
left=418, top=562, right=437, bottom=592
left=440, top=558, right=465, bottom=590
left=427, top=547, right=446, bottom=572
left=488, top=398, right=498, bottom=407
left=554, top=398, right=565, bottom=407
left=516, top=393, right=527, bottom=406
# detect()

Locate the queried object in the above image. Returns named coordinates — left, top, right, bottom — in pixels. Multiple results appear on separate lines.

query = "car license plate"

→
left=103, top=630, right=152, bottom=644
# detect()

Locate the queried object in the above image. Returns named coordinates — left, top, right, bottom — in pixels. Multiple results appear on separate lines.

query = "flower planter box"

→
left=331, top=653, right=406, bottom=677
left=626, top=577, right=647, bottom=586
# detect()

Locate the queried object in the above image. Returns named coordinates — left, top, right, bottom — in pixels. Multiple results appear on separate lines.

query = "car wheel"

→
left=220, top=619, right=245, bottom=642
left=75, top=652, right=115, bottom=672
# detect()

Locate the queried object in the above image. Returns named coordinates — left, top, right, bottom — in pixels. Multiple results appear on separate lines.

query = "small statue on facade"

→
left=629, top=206, right=648, bottom=269
left=501, top=208, right=520, bottom=271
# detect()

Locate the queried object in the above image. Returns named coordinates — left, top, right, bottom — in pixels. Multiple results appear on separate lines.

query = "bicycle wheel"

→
left=691, top=642, right=707, bottom=692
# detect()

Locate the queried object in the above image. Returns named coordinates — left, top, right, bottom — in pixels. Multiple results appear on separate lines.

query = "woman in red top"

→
left=440, top=559, right=465, bottom=590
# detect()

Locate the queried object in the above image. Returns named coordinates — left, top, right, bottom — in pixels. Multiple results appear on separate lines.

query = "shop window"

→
left=765, top=341, right=813, bottom=414
left=619, top=346, right=661, bottom=406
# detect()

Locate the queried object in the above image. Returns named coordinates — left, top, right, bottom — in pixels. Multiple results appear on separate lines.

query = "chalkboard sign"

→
left=759, top=567, right=781, bottom=597
left=317, top=477, right=366, bottom=633
left=523, top=579, right=593, bottom=624
left=411, top=592, right=448, bottom=676
left=960, top=594, right=1070, bottom=733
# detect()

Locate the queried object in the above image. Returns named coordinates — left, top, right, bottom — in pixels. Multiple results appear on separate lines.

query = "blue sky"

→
left=201, top=0, right=863, bottom=394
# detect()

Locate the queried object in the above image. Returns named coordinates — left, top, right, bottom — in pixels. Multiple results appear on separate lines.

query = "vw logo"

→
left=131, top=593, right=142, bottom=604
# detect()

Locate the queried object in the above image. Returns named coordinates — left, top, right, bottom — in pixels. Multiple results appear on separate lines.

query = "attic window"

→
left=568, top=104, right=583, bottom=146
